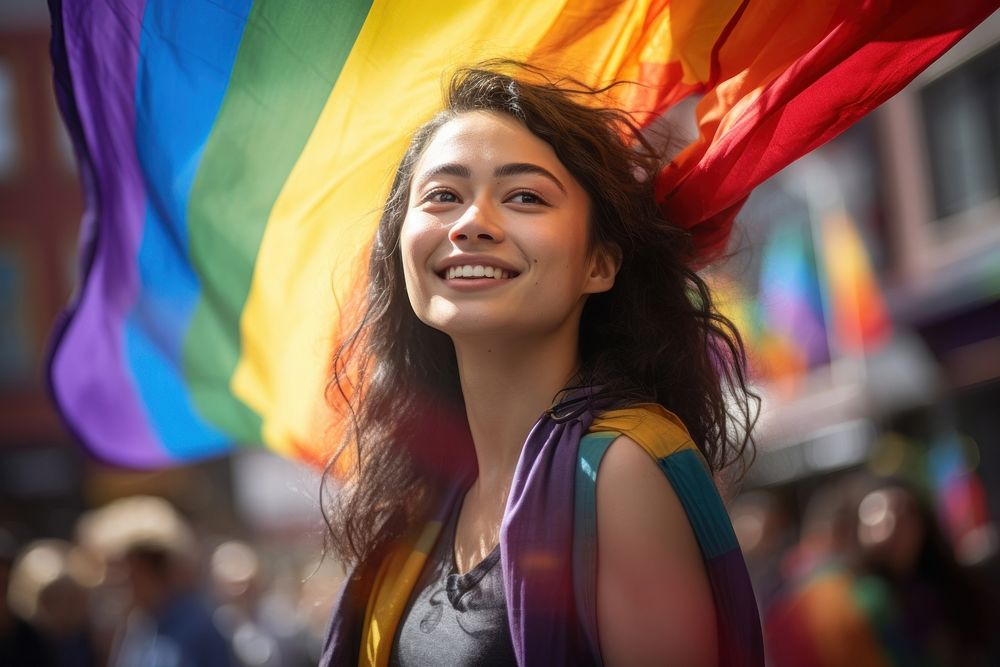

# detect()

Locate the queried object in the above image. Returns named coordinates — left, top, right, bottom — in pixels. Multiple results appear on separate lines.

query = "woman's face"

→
left=400, top=111, right=616, bottom=341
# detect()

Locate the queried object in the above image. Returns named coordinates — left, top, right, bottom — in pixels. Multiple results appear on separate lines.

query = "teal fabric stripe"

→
left=573, top=432, right=616, bottom=667
left=659, top=449, right=739, bottom=559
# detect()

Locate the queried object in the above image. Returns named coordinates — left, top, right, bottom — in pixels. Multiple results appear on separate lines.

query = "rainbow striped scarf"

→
left=320, top=404, right=763, bottom=666
left=47, top=1, right=995, bottom=467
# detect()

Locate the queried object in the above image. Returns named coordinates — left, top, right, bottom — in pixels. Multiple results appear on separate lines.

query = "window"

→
left=0, top=60, right=18, bottom=180
left=921, top=43, right=1000, bottom=220
left=0, top=244, right=32, bottom=386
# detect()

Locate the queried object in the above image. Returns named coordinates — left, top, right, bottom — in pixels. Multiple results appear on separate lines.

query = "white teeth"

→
left=444, top=264, right=513, bottom=280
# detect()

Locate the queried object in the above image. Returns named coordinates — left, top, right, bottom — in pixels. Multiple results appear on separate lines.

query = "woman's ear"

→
left=585, top=242, right=622, bottom=294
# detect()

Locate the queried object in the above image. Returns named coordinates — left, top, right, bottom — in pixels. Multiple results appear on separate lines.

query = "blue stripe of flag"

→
left=124, top=0, right=254, bottom=458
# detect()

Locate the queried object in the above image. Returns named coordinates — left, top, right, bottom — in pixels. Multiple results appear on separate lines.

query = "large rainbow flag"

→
left=48, top=1, right=997, bottom=467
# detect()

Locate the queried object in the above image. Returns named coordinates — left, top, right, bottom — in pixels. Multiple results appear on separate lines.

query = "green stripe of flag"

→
left=184, top=0, right=375, bottom=442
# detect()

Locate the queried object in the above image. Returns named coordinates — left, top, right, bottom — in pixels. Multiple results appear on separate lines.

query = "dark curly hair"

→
left=322, top=60, right=758, bottom=567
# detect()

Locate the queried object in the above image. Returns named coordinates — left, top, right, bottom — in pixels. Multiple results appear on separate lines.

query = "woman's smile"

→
left=435, top=255, right=522, bottom=293
left=443, top=265, right=515, bottom=280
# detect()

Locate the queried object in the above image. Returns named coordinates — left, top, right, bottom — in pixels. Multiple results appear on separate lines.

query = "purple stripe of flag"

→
left=48, top=0, right=168, bottom=467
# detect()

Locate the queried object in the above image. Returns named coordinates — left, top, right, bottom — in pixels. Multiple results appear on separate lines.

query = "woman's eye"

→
left=425, top=189, right=459, bottom=204
left=508, top=191, right=547, bottom=206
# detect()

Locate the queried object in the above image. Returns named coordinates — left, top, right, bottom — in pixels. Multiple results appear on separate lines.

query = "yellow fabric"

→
left=360, top=519, right=445, bottom=667
left=589, top=404, right=696, bottom=459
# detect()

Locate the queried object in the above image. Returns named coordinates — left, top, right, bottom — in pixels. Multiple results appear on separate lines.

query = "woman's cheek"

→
left=399, top=217, right=436, bottom=313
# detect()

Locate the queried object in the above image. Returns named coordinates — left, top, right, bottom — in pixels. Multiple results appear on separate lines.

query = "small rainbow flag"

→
left=48, top=1, right=997, bottom=467
left=757, top=222, right=830, bottom=385
left=818, top=211, right=892, bottom=355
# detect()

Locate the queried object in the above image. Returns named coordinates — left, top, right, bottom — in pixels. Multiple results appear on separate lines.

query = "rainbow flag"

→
left=818, top=211, right=892, bottom=355
left=48, top=1, right=997, bottom=467
left=757, top=222, right=830, bottom=385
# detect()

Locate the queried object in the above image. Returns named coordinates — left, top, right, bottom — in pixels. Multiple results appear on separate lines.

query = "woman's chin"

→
left=422, top=315, right=520, bottom=340
left=420, top=313, right=578, bottom=346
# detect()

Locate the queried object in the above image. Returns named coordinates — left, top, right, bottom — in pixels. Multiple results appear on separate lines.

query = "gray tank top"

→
left=388, top=502, right=516, bottom=666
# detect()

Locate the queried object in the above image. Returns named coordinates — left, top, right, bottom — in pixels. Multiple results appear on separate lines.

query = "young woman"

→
left=320, top=61, right=763, bottom=666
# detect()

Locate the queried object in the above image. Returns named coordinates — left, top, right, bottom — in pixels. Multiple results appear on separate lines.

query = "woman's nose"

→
left=449, top=202, right=504, bottom=244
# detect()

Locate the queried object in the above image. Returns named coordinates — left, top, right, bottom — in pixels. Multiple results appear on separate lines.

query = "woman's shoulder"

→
left=592, top=423, right=706, bottom=565
left=587, top=403, right=739, bottom=560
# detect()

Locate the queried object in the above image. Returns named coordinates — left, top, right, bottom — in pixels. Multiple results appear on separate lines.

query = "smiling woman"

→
left=320, top=61, right=762, bottom=667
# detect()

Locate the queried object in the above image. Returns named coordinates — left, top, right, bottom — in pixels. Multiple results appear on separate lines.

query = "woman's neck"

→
left=452, top=325, right=580, bottom=497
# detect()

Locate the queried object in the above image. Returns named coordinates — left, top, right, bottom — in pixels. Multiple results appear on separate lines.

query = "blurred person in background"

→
left=852, top=479, right=990, bottom=666
left=210, top=540, right=312, bottom=667
left=6, top=539, right=100, bottom=667
left=729, top=490, right=795, bottom=614
left=766, top=475, right=992, bottom=666
left=764, top=474, right=881, bottom=667
left=0, top=529, right=55, bottom=666
left=76, top=495, right=234, bottom=667
left=781, top=477, right=868, bottom=581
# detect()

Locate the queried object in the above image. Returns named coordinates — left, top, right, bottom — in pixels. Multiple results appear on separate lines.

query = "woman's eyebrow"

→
left=414, top=162, right=470, bottom=189
left=494, top=162, right=566, bottom=193
left=414, top=161, right=567, bottom=194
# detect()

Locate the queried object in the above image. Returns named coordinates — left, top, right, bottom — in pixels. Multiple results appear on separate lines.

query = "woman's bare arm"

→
left=596, top=435, right=718, bottom=667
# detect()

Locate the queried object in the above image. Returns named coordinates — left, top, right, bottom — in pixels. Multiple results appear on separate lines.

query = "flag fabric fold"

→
left=47, top=0, right=997, bottom=466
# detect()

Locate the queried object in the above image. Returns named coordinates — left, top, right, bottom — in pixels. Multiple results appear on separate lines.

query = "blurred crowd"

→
left=733, top=474, right=1000, bottom=667
left=0, top=495, right=343, bottom=667
left=4, top=475, right=999, bottom=666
